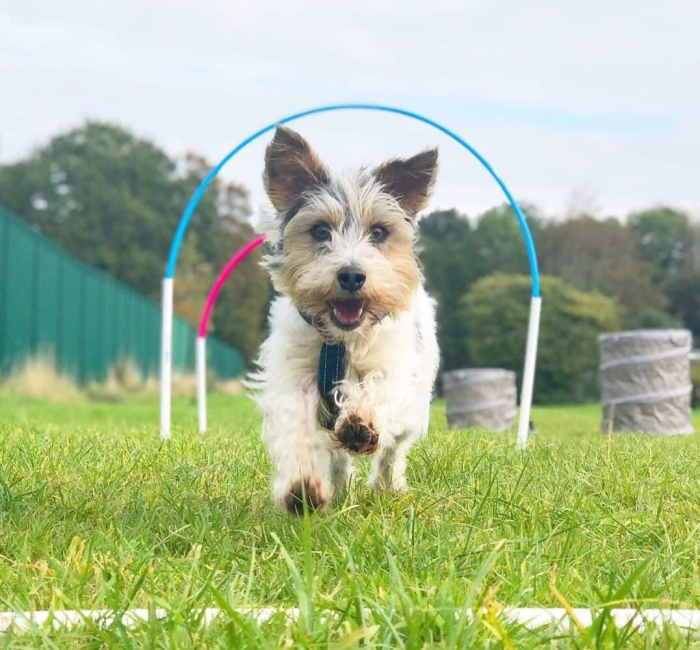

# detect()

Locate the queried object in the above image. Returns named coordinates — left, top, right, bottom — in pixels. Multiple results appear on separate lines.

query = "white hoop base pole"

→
left=159, top=278, right=173, bottom=440
left=517, top=296, right=541, bottom=450
left=196, top=336, right=207, bottom=434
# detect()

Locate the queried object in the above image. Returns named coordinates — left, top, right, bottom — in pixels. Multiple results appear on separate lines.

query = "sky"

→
left=1, top=0, right=699, bottom=221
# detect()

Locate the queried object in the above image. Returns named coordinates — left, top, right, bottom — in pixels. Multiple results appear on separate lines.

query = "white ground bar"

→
left=1, top=607, right=699, bottom=633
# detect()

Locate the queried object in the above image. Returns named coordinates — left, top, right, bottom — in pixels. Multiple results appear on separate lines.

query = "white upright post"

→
left=196, top=336, right=207, bottom=434
left=160, top=278, right=174, bottom=440
left=517, top=296, right=541, bottom=450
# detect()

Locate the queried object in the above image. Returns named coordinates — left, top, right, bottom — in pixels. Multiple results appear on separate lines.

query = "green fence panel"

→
left=35, top=240, right=61, bottom=357
left=114, top=284, right=129, bottom=362
left=57, top=256, right=84, bottom=379
left=172, top=318, right=193, bottom=374
left=3, top=218, right=36, bottom=373
left=209, top=337, right=245, bottom=379
left=137, top=298, right=151, bottom=377
left=102, top=280, right=118, bottom=371
left=145, top=302, right=160, bottom=377
left=83, top=270, right=106, bottom=382
left=121, top=287, right=137, bottom=366
left=0, top=211, right=11, bottom=375
left=0, top=205, right=246, bottom=384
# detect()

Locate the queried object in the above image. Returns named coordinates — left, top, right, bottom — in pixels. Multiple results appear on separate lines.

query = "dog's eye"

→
left=369, top=225, right=389, bottom=244
left=311, top=224, right=332, bottom=242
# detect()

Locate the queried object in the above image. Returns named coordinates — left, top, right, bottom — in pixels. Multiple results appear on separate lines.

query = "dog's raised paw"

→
left=284, top=476, right=326, bottom=515
left=335, top=414, right=379, bottom=455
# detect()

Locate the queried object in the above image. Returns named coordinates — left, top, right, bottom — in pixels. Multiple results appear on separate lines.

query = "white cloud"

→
left=1, top=0, right=698, bottom=219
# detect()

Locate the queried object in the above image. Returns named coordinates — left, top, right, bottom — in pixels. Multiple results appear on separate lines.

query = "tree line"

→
left=1, top=121, right=698, bottom=402
left=419, top=205, right=700, bottom=402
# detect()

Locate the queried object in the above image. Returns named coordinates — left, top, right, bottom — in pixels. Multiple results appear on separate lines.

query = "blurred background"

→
left=1, top=0, right=698, bottom=405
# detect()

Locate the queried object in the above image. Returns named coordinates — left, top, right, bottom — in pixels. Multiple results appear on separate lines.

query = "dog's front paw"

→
left=283, top=476, right=327, bottom=515
left=334, top=413, right=379, bottom=455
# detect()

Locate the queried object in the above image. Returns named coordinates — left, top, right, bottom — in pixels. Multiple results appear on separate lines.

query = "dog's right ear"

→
left=263, top=126, right=329, bottom=214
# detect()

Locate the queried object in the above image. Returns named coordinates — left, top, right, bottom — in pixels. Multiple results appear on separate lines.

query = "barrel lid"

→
left=442, top=368, right=516, bottom=387
left=598, top=329, right=691, bottom=346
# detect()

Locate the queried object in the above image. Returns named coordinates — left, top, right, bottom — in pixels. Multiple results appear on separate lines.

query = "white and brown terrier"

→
left=250, top=126, right=439, bottom=514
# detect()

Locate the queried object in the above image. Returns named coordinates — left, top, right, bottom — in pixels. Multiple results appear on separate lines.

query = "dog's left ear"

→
left=263, top=125, right=329, bottom=214
left=374, top=148, right=438, bottom=215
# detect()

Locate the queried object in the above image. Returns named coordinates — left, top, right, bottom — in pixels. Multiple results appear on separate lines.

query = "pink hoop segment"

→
left=197, top=233, right=268, bottom=338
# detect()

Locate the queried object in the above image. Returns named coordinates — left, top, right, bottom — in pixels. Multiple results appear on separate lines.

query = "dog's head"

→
left=262, top=125, right=438, bottom=340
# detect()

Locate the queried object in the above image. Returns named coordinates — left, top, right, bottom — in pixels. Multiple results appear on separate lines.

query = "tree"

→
left=461, top=275, right=621, bottom=403
left=0, top=122, right=180, bottom=296
left=628, top=206, right=692, bottom=283
left=0, top=121, right=270, bottom=362
left=625, top=307, right=683, bottom=331
left=666, top=273, right=700, bottom=342
left=471, top=202, right=543, bottom=279
left=419, top=207, right=471, bottom=241
left=538, top=216, right=666, bottom=324
left=418, top=203, right=543, bottom=371
left=418, top=209, right=475, bottom=370
left=172, top=237, right=215, bottom=326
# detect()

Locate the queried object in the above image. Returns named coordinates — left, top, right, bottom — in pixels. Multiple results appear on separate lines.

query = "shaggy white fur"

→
left=251, top=289, right=438, bottom=510
left=248, top=125, right=440, bottom=513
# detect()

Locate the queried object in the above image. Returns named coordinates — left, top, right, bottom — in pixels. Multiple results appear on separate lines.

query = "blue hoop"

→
left=165, top=103, right=540, bottom=298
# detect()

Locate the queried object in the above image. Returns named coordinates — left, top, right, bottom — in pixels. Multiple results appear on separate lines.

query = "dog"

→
left=249, top=125, right=440, bottom=514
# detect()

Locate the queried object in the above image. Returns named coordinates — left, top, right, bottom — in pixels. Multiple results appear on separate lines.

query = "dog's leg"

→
left=367, top=437, right=412, bottom=493
left=262, top=385, right=333, bottom=515
left=375, top=404, right=430, bottom=494
left=330, top=451, right=355, bottom=493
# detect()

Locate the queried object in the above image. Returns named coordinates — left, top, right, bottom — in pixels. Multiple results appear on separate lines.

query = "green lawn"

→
left=0, top=395, right=699, bottom=648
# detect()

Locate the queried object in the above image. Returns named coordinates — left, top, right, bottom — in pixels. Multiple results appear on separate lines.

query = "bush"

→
left=691, top=360, right=700, bottom=408
left=461, top=274, right=622, bottom=403
left=625, top=307, right=683, bottom=330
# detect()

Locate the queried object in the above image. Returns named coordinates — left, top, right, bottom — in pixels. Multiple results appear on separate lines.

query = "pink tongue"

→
left=334, top=300, right=364, bottom=324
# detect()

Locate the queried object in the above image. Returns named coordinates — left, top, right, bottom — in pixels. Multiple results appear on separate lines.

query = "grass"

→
left=0, top=395, right=699, bottom=648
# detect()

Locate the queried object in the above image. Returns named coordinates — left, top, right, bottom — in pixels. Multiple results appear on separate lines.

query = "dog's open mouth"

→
left=329, top=299, right=367, bottom=330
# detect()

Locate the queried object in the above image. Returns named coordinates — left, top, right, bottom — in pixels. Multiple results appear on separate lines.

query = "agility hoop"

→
left=161, top=103, right=540, bottom=448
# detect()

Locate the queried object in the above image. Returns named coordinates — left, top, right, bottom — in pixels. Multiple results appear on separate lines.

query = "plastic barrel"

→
left=598, top=329, right=693, bottom=435
left=443, top=368, right=517, bottom=432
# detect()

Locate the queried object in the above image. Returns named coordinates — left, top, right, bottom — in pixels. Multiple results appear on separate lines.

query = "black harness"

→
left=298, top=311, right=347, bottom=429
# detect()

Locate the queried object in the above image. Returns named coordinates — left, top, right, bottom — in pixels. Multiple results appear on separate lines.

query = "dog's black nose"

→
left=337, top=265, right=366, bottom=293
